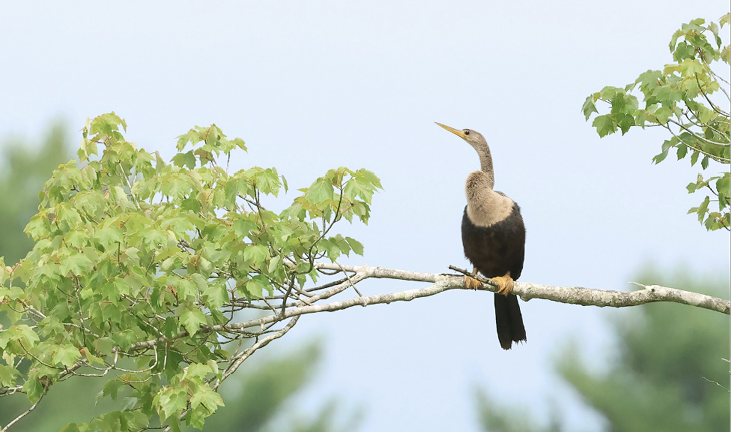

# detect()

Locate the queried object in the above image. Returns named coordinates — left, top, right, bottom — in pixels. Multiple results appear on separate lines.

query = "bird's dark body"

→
left=461, top=202, right=527, bottom=350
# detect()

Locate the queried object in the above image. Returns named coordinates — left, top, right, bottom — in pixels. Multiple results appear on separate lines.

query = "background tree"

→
left=0, top=121, right=355, bottom=432
left=0, top=122, right=70, bottom=265
left=475, top=266, right=730, bottom=432
left=583, top=14, right=731, bottom=231
left=188, top=340, right=362, bottom=432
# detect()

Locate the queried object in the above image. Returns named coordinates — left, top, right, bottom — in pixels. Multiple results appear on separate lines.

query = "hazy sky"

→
left=1, top=2, right=729, bottom=431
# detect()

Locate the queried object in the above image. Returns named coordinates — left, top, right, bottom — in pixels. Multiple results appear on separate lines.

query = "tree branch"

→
left=212, top=315, right=300, bottom=391
left=222, top=264, right=731, bottom=334
left=1, top=387, right=47, bottom=432
left=121, top=263, right=730, bottom=356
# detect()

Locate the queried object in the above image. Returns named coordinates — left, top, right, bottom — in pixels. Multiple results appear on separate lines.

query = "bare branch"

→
left=1, top=387, right=47, bottom=432
left=213, top=316, right=300, bottom=390
left=124, top=263, right=730, bottom=356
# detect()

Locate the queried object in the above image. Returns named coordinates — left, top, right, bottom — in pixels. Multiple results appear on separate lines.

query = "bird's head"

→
left=434, top=122, right=487, bottom=151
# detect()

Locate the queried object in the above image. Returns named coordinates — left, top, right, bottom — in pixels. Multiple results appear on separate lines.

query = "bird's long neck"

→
left=464, top=140, right=514, bottom=227
left=475, top=142, right=495, bottom=189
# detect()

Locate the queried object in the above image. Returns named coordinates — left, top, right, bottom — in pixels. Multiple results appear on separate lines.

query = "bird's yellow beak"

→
left=435, top=122, right=467, bottom=139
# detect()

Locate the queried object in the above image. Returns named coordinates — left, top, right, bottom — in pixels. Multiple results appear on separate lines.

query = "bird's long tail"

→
left=494, top=293, right=527, bottom=350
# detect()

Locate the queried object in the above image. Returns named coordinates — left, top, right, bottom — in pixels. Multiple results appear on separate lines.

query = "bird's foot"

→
left=492, top=273, right=514, bottom=296
left=464, top=275, right=483, bottom=290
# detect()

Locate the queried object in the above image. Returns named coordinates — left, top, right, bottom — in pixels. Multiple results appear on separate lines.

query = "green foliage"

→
left=0, top=113, right=381, bottom=431
left=476, top=267, right=730, bottom=432
left=583, top=14, right=731, bottom=231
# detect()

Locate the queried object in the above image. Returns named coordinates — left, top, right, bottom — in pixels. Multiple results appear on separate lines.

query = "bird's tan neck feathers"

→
left=465, top=171, right=514, bottom=227
left=477, top=147, right=495, bottom=189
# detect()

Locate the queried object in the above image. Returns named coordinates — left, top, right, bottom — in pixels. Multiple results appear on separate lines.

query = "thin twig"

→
left=1, top=387, right=48, bottom=432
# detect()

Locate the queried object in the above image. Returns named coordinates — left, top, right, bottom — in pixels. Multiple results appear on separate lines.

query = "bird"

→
left=436, top=122, right=527, bottom=350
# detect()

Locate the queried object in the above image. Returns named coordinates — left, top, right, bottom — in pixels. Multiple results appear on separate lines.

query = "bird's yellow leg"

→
left=464, top=267, right=482, bottom=290
left=492, top=272, right=514, bottom=296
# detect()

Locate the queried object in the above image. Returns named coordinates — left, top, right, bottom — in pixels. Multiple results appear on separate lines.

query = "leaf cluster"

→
left=0, top=113, right=382, bottom=431
left=583, top=14, right=731, bottom=231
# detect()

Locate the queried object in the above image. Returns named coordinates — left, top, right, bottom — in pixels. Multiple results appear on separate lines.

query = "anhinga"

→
left=436, top=122, right=527, bottom=350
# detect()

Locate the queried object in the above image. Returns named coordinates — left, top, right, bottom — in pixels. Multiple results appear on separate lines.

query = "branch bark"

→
left=125, top=262, right=730, bottom=352
left=306, top=263, right=731, bottom=315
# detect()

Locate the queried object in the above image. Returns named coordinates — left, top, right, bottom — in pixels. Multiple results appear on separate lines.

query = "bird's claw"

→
left=492, top=274, right=514, bottom=296
left=464, top=275, right=482, bottom=291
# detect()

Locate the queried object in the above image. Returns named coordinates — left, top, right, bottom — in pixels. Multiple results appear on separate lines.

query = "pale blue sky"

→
left=1, top=2, right=729, bottom=431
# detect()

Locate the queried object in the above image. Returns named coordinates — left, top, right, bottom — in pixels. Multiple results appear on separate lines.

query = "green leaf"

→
left=716, top=173, right=730, bottom=196
left=582, top=95, right=599, bottom=120
left=5, top=324, right=40, bottom=350
left=171, top=151, right=196, bottom=169
left=617, top=113, right=635, bottom=135
left=345, top=237, right=364, bottom=255
left=90, top=112, right=127, bottom=136
left=599, top=86, right=624, bottom=100
left=203, top=284, right=229, bottom=309
left=0, top=364, right=20, bottom=387
left=244, top=275, right=271, bottom=298
left=94, top=337, right=115, bottom=356
left=304, top=177, right=334, bottom=204
left=610, top=92, right=637, bottom=115
left=690, top=150, right=700, bottom=166
left=668, top=29, right=684, bottom=52
left=176, top=278, right=197, bottom=300
left=53, top=345, right=81, bottom=368
left=163, top=317, right=179, bottom=338
left=676, top=144, right=688, bottom=159
left=321, top=238, right=341, bottom=262
left=700, top=155, right=709, bottom=169
left=242, top=245, right=268, bottom=268
left=254, top=168, right=282, bottom=197
left=96, top=225, right=124, bottom=250
left=187, top=362, right=215, bottom=380
left=61, top=253, right=95, bottom=275
left=673, top=42, right=696, bottom=61
left=23, top=376, right=45, bottom=403
left=592, top=115, right=616, bottom=137
left=180, top=307, right=207, bottom=336
left=155, top=387, right=188, bottom=420
left=635, top=70, right=663, bottom=93
left=162, top=173, right=193, bottom=200
left=654, top=107, right=672, bottom=124
left=697, top=196, right=710, bottom=222
left=190, top=385, right=224, bottom=411
left=652, top=86, right=683, bottom=108
left=24, top=213, right=51, bottom=240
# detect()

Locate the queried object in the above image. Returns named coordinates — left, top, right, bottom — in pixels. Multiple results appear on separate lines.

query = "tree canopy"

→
left=0, top=113, right=381, bottom=431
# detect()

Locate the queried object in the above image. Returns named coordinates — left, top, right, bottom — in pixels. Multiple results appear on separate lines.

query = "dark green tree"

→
left=476, top=266, right=730, bottom=432
left=193, top=340, right=362, bottom=432
left=0, top=122, right=70, bottom=264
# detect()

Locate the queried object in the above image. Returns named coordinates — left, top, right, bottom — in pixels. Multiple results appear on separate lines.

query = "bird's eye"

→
left=463, top=130, right=470, bottom=135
